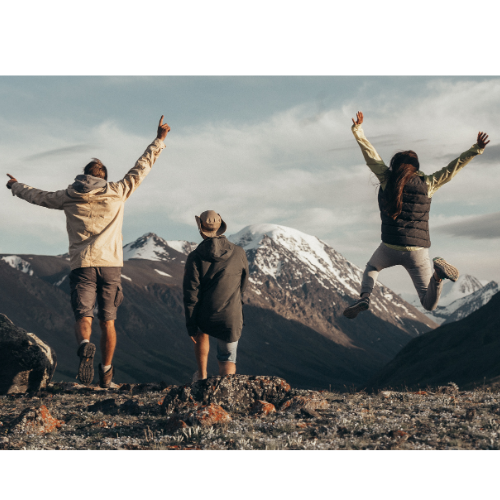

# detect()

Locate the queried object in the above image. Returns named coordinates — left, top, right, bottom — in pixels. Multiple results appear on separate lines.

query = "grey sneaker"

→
left=433, top=257, right=459, bottom=282
left=98, top=364, right=114, bottom=389
left=77, top=342, right=96, bottom=385
left=343, top=297, right=370, bottom=319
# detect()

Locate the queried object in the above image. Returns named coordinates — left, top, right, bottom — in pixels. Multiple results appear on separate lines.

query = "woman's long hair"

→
left=381, top=150, right=420, bottom=220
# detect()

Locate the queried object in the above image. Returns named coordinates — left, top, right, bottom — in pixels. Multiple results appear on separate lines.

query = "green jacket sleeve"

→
left=183, top=252, right=201, bottom=336
left=422, top=143, right=485, bottom=197
left=351, top=123, right=389, bottom=189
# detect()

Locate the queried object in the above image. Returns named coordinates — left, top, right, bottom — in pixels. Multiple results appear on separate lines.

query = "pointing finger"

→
left=159, top=115, right=164, bottom=127
left=7, top=174, right=15, bottom=179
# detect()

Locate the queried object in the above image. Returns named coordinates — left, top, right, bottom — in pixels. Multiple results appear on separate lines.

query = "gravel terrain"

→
left=1, top=378, right=500, bottom=450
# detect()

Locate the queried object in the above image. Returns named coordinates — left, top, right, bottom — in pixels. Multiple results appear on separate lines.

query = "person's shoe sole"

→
left=343, top=301, right=370, bottom=319
left=77, top=343, right=96, bottom=385
left=433, top=257, right=460, bottom=282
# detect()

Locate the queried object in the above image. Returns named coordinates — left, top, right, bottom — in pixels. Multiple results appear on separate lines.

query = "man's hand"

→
left=477, top=132, right=490, bottom=149
left=157, top=115, right=171, bottom=141
left=190, top=330, right=203, bottom=344
left=6, top=174, right=17, bottom=189
left=352, top=111, right=363, bottom=126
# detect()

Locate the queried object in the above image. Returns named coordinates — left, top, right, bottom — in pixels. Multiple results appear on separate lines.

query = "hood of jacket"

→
left=195, top=236, right=234, bottom=262
left=70, top=174, right=107, bottom=194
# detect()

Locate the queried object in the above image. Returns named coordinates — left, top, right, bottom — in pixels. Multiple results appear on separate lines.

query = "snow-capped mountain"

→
left=229, top=224, right=436, bottom=339
left=1, top=255, right=34, bottom=276
left=439, top=274, right=486, bottom=307
left=406, top=274, right=499, bottom=325
left=123, top=233, right=197, bottom=262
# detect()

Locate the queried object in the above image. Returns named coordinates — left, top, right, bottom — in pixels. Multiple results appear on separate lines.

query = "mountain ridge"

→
left=0, top=223, right=437, bottom=389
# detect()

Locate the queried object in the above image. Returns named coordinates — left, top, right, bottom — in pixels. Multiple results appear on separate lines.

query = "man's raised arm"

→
left=7, top=174, right=65, bottom=210
left=112, top=116, right=171, bottom=200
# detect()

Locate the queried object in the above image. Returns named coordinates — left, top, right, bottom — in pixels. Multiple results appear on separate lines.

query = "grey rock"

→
left=87, top=398, right=118, bottom=414
left=300, top=407, right=321, bottom=419
left=0, top=314, right=57, bottom=395
left=161, top=374, right=291, bottom=414
left=119, top=399, right=144, bottom=415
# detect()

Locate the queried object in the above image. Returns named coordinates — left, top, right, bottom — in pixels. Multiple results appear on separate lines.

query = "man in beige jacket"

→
left=6, top=116, right=171, bottom=388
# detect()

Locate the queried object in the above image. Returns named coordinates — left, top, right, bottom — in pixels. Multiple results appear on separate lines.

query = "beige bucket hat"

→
left=195, top=210, right=227, bottom=238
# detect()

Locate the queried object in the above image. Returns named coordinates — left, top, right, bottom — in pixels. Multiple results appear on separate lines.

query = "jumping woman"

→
left=343, top=111, right=490, bottom=319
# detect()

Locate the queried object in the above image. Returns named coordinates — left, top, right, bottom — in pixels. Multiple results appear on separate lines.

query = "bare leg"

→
left=75, top=317, right=93, bottom=344
left=218, top=361, right=236, bottom=376
left=194, top=332, right=210, bottom=379
left=99, top=320, right=117, bottom=366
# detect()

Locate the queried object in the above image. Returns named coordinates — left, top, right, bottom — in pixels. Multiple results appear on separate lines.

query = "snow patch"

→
left=123, top=233, right=197, bottom=261
left=55, top=275, right=67, bottom=286
left=155, top=269, right=172, bottom=277
left=1, top=255, right=34, bottom=276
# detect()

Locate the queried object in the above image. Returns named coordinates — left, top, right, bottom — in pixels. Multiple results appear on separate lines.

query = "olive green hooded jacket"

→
left=183, top=236, right=249, bottom=343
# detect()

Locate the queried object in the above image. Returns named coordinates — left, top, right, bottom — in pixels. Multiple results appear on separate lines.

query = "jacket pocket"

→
left=114, top=285, right=124, bottom=307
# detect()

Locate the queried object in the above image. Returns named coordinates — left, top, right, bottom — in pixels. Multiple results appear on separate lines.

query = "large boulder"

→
left=161, top=374, right=291, bottom=414
left=0, top=314, right=57, bottom=394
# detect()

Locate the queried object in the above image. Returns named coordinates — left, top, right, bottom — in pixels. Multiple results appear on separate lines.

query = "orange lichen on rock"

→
left=280, top=380, right=291, bottom=391
left=10, top=405, right=64, bottom=435
left=250, top=400, right=276, bottom=416
left=190, top=404, right=232, bottom=427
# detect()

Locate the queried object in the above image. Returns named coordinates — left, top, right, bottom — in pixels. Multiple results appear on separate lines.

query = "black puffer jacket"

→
left=378, top=174, right=432, bottom=247
left=183, top=236, right=249, bottom=343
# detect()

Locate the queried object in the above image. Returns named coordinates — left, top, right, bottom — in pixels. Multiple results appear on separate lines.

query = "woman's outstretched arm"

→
left=423, top=132, right=489, bottom=197
left=351, top=111, right=389, bottom=189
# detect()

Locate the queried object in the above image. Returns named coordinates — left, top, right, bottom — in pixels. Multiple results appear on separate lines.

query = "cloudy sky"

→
left=1, top=76, right=499, bottom=295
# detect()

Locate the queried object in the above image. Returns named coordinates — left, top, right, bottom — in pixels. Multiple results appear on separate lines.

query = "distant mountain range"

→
left=370, top=289, right=500, bottom=391
left=402, top=274, right=499, bottom=325
left=0, top=225, right=437, bottom=389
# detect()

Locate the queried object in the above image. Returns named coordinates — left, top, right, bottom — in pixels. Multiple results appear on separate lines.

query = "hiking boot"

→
left=98, top=364, right=114, bottom=389
left=343, top=297, right=370, bottom=319
left=77, top=342, right=96, bottom=385
left=433, top=257, right=459, bottom=282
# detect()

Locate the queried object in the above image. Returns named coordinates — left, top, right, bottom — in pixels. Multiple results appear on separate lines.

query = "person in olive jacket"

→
left=183, top=210, right=249, bottom=382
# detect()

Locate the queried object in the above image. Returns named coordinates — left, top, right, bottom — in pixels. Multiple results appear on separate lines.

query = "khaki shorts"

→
left=69, top=267, right=124, bottom=321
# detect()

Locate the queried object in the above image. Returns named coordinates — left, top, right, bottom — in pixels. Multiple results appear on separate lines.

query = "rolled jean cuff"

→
left=216, top=340, right=238, bottom=363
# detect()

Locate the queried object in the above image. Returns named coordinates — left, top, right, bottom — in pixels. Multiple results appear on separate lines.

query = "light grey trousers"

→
left=361, top=243, right=443, bottom=311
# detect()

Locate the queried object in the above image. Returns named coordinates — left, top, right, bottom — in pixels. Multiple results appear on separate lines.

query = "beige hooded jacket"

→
left=11, top=137, right=165, bottom=270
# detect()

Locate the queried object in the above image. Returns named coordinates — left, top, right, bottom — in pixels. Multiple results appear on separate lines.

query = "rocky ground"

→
left=1, top=376, right=500, bottom=450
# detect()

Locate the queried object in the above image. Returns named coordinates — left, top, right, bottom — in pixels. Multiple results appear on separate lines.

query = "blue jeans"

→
left=216, top=339, right=238, bottom=363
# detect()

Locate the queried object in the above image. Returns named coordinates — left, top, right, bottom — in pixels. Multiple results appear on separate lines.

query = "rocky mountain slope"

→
left=405, top=274, right=499, bottom=325
left=369, top=291, right=500, bottom=391
left=0, top=226, right=436, bottom=390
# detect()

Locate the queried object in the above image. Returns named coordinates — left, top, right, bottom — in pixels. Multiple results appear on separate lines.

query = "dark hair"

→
left=84, top=158, right=108, bottom=180
left=381, top=150, right=419, bottom=220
